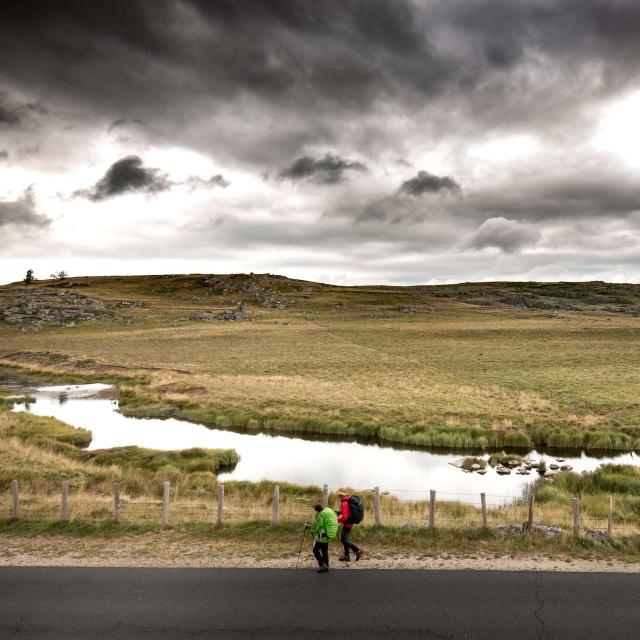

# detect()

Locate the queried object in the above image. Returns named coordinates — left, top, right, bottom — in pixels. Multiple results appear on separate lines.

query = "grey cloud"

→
left=468, top=217, right=541, bottom=252
left=184, top=175, right=230, bottom=190
left=472, top=171, right=640, bottom=221
left=0, top=151, right=8, bottom=160
left=279, top=154, right=368, bottom=185
left=107, top=117, right=145, bottom=132
left=0, top=92, right=46, bottom=128
left=0, top=186, right=51, bottom=227
left=75, top=156, right=171, bottom=202
left=73, top=156, right=230, bottom=201
left=398, top=171, right=461, bottom=197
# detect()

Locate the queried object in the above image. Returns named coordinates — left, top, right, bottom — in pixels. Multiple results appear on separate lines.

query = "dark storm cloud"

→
left=73, top=156, right=230, bottom=201
left=279, top=154, right=368, bottom=185
left=398, top=171, right=461, bottom=197
left=75, top=156, right=171, bottom=202
left=468, top=217, right=541, bottom=252
left=0, top=187, right=51, bottom=228
left=5, top=0, right=640, bottom=168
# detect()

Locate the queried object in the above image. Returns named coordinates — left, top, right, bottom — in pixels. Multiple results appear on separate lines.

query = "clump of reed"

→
left=535, top=465, right=640, bottom=528
left=533, top=427, right=640, bottom=451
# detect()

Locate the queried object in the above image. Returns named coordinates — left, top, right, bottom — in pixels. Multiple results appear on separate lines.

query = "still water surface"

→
left=13, top=384, right=639, bottom=505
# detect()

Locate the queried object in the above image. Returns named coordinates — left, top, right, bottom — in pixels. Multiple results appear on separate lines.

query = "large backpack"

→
left=347, top=495, right=364, bottom=524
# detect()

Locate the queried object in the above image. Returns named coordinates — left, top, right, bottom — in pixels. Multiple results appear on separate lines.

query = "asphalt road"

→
left=1, top=567, right=639, bottom=639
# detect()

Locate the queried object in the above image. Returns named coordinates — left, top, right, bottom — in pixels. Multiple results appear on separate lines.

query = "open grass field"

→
left=1, top=273, right=640, bottom=451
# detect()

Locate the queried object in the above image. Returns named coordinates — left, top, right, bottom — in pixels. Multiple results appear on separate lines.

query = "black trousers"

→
left=341, top=526, right=359, bottom=557
left=313, top=541, right=329, bottom=567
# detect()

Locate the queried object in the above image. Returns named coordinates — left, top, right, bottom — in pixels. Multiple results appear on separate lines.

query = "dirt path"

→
left=1, top=534, right=639, bottom=573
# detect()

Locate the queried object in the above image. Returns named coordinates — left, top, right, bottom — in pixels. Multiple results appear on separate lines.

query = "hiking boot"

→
left=355, top=549, right=363, bottom=561
left=317, top=565, right=329, bottom=573
left=338, top=556, right=350, bottom=562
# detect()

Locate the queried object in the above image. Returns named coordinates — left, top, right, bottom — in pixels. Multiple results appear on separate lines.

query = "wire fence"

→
left=1, top=480, right=636, bottom=537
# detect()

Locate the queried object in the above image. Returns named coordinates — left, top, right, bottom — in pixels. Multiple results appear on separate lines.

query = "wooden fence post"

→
left=428, top=490, right=436, bottom=528
left=322, top=484, right=329, bottom=508
left=480, top=493, right=487, bottom=528
left=11, top=480, right=19, bottom=519
left=607, top=495, right=613, bottom=538
left=527, top=494, right=536, bottom=535
left=61, top=481, right=69, bottom=522
left=162, top=481, right=170, bottom=527
left=113, top=482, right=120, bottom=524
left=217, top=482, right=224, bottom=526
left=572, top=497, right=580, bottom=536
left=374, top=486, right=381, bottom=526
left=272, top=485, right=280, bottom=526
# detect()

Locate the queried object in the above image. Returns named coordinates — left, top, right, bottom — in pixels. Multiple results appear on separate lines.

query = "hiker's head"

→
left=313, top=504, right=323, bottom=513
left=337, top=489, right=349, bottom=499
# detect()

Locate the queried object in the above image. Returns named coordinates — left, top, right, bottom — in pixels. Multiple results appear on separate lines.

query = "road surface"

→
left=0, top=567, right=639, bottom=638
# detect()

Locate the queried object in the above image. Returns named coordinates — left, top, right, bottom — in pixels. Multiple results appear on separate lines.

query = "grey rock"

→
left=492, top=523, right=523, bottom=536
left=522, top=522, right=565, bottom=539
left=585, top=529, right=610, bottom=541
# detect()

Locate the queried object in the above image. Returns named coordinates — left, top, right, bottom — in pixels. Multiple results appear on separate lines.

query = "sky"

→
left=1, top=0, right=640, bottom=286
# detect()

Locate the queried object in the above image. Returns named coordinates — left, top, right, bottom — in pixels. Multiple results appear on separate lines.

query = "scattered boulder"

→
left=521, top=523, right=565, bottom=539
left=585, top=529, right=610, bottom=541
left=492, top=523, right=522, bottom=536
left=560, top=464, right=573, bottom=471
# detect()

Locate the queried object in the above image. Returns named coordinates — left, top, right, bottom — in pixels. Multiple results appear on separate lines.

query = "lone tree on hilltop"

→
left=23, top=269, right=36, bottom=285
left=50, top=270, right=69, bottom=281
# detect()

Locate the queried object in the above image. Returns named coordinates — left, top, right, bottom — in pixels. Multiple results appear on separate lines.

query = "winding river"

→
left=11, top=384, right=640, bottom=505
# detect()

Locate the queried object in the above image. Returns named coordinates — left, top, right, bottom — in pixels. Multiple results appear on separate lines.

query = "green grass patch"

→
left=82, top=445, right=239, bottom=474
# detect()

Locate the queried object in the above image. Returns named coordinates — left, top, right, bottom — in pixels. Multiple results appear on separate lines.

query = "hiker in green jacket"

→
left=306, top=503, right=338, bottom=573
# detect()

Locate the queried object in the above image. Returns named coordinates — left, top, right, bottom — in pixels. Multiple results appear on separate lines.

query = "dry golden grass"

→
left=1, top=487, right=635, bottom=537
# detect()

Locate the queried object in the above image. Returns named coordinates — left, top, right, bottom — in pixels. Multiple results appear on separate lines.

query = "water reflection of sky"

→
left=13, top=384, right=639, bottom=505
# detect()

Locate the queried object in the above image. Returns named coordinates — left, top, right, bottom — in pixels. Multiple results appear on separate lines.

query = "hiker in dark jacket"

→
left=337, top=491, right=363, bottom=562
left=307, top=503, right=339, bottom=573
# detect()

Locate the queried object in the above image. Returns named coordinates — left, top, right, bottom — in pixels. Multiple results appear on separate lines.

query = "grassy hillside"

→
left=1, top=274, right=640, bottom=451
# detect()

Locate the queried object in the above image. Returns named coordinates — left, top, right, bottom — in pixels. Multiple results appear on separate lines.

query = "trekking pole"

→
left=295, top=525, right=309, bottom=569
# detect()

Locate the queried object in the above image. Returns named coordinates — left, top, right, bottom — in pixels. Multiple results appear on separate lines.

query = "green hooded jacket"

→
left=310, top=507, right=339, bottom=543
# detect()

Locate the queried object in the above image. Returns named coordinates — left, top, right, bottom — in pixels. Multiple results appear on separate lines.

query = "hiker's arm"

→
left=337, top=501, right=350, bottom=524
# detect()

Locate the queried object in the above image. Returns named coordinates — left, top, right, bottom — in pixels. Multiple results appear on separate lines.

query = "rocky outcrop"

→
left=0, top=288, right=111, bottom=330
left=203, top=274, right=292, bottom=309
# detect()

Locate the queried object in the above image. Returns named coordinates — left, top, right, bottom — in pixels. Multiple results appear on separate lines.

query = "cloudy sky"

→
left=2, top=0, right=640, bottom=285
